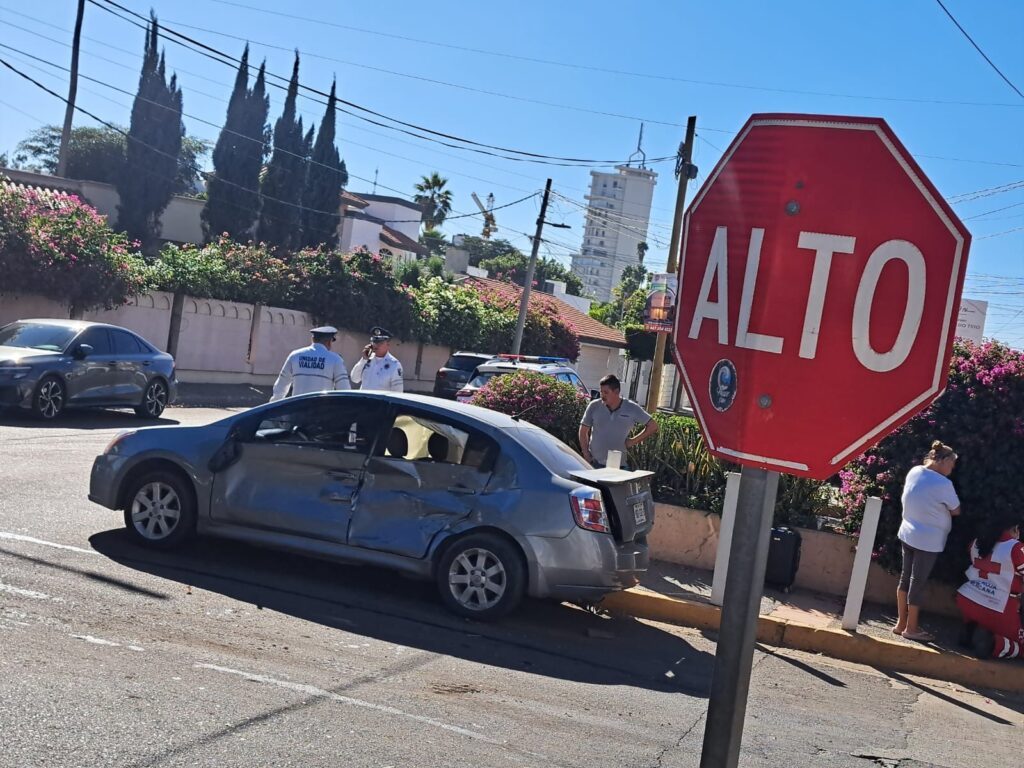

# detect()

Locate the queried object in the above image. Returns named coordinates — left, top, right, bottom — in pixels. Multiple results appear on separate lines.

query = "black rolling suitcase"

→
left=764, top=526, right=801, bottom=592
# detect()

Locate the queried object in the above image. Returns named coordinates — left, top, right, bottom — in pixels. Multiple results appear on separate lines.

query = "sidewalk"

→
left=172, top=382, right=272, bottom=409
left=602, top=559, right=1024, bottom=694
left=171, top=383, right=435, bottom=409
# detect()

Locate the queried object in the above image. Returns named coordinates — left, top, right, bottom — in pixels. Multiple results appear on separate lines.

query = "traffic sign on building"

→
left=672, top=114, right=971, bottom=480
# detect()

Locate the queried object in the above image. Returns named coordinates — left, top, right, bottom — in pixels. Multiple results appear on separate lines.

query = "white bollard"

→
left=842, top=496, right=882, bottom=631
left=710, top=472, right=742, bottom=606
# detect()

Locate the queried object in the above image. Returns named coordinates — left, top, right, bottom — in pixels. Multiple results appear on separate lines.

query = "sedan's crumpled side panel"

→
left=349, top=456, right=499, bottom=559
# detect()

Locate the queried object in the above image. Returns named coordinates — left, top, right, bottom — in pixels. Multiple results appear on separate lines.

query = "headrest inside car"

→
left=387, top=427, right=408, bottom=459
left=427, top=433, right=449, bottom=462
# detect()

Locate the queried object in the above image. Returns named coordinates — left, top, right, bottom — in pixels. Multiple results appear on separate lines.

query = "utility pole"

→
left=511, top=178, right=552, bottom=355
left=57, top=0, right=86, bottom=178
left=645, top=115, right=697, bottom=412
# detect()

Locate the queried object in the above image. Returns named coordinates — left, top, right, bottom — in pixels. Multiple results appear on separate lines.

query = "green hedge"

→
left=0, top=183, right=580, bottom=355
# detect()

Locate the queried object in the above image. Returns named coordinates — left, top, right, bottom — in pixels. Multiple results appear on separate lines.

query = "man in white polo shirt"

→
left=578, top=374, right=658, bottom=469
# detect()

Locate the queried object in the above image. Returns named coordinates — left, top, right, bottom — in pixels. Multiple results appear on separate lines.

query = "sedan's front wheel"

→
left=123, top=471, right=195, bottom=550
left=135, top=379, right=168, bottom=419
left=436, top=533, right=525, bottom=620
left=33, top=376, right=66, bottom=420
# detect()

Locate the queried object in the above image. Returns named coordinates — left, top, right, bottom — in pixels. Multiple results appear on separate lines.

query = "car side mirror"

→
left=73, top=344, right=94, bottom=360
left=590, top=389, right=600, bottom=401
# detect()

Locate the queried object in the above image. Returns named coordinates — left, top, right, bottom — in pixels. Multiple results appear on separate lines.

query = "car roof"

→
left=13, top=318, right=135, bottom=335
left=272, top=390, right=529, bottom=430
left=475, top=360, right=576, bottom=374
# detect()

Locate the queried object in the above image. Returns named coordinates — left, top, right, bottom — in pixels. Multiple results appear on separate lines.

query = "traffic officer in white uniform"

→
left=269, top=325, right=350, bottom=401
left=350, top=326, right=404, bottom=392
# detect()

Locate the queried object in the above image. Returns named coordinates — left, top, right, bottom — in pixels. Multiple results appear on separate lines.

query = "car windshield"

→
left=468, top=371, right=502, bottom=388
left=0, top=322, right=78, bottom=352
left=447, top=355, right=489, bottom=372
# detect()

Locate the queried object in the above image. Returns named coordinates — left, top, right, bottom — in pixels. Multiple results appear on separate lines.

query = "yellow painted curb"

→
left=602, top=588, right=1024, bottom=694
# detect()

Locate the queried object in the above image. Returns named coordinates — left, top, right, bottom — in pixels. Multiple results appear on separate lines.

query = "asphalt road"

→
left=1, top=405, right=1021, bottom=767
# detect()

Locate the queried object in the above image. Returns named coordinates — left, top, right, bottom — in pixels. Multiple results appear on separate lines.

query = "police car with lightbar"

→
left=455, top=354, right=592, bottom=403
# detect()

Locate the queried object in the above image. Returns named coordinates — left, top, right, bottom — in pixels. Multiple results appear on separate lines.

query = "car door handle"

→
left=447, top=485, right=476, bottom=495
left=107, top=360, right=119, bottom=366
left=143, top=361, right=152, bottom=367
left=328, top=471, right=358, bottom=483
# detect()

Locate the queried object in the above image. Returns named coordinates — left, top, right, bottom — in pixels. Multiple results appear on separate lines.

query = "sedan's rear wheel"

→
left=33, top=376, right=66, bottom=420
left=135, top=379, right=168, bottom=419
left=436, top=533, right=525, bottom=620
left=123, top=471, right=195, bottom=550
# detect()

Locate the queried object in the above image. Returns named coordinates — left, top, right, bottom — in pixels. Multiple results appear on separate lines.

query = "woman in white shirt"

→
left=894, top=441, right=961, bottom=642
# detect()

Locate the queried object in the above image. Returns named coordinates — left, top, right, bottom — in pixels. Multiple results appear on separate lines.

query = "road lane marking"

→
left=0, top=532, right=98, bottom=555
left=68, top=634, right=144, bottom=651
left=0, top=582, right=61, bottom=601
left=72, top=635, right=121, bottom=647
left=196, top=663, right=505, bottom=746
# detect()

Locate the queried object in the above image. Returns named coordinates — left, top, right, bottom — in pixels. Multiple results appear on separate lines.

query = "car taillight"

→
left=438, top=370, right=447, bottom=379
left=569, top=487, right=610, bottom=533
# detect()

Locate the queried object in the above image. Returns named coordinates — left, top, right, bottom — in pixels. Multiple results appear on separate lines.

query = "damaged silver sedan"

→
left=88, top=392, right=654, bottom=619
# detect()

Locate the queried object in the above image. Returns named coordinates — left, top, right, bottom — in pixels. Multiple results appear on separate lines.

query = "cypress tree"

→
left=257, top=53, right=310, bottom=251
left=117, top=15, right=183, bottom=251
left=202, top=46, right=270, bottom=242
left=301, top=80, right=348, bottom=248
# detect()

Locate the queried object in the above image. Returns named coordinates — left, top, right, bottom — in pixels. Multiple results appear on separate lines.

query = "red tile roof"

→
left=380, top=225, right=428, bottom=256
left=462, top=276, right=626, bottom=348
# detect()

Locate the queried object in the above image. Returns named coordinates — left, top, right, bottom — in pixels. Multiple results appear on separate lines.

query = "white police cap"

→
left=310, top=325, right=338, bottom=336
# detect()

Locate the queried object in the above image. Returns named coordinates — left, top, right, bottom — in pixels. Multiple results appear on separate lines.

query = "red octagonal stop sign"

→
left=672, top=114, right=971, bottom=480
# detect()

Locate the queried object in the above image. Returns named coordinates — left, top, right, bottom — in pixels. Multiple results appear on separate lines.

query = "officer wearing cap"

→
left=269, top=325, right=350, bottom=401
left=350, top=326, right=404, bottom=392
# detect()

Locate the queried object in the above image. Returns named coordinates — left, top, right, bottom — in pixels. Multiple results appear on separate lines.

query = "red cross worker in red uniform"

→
left=957, top=510, right=1024, bottom=660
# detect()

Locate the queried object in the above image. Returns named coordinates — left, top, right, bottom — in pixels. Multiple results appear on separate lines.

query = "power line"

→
left=0, top=15, right=556, bottom=198
left=197, top=0, right=1024, bottom=109
left=0, top=55, right=386, bottom=237
left=91, top=0, right=678, bottom=169
left=934, top=0, right=1024, bottom=100
left=949, top=180, right=1024, bottom=203
left=125, top=12, right=690, bottom=130
left=0, top=54, right=544, bottom=246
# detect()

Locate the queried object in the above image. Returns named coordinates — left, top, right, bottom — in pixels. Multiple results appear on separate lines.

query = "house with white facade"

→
left=337, top=191, right=428, bottom=263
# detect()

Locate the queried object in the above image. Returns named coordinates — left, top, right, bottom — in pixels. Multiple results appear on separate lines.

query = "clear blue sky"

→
left=1, top=1, right=1021, bottom=345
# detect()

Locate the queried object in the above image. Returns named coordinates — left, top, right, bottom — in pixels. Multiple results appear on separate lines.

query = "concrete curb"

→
left=602, top=589, right=1024, bottom=694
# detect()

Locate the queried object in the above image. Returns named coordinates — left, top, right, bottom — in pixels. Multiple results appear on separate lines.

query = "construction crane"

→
left=471, top=192, right=498, bottom=239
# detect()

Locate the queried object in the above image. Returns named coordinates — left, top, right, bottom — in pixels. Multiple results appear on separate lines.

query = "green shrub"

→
left=629, top=412, right=835, bottom=525
left=412, top=277, right=488, bottom=349
left=0, top=182, right=149, bottom=314
left=838, top=339, right=1024, bottom=583
left=629, top=413, right=728, bottom=512
left=471, top=370, right=588, bottom=446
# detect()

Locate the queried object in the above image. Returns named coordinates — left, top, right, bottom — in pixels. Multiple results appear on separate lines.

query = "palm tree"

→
left=413, top=172, right=453, bottom=229
left=636, top=240, right=649, bottom=265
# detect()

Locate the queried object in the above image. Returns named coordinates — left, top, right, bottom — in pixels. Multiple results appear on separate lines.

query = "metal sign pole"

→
left=699, top=466, right=779, bottom=768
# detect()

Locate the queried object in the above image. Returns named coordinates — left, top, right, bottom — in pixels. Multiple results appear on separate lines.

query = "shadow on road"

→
left=89, top=528, right=715, bottom=696
left=0, top=408, right=179, bottom=430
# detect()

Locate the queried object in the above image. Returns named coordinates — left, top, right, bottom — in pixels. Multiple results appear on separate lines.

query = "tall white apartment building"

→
left=570, top=164, right=657, bottom=302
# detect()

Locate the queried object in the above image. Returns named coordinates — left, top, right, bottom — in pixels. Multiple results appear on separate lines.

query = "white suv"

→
left=455, top=355, right=592, bottom=403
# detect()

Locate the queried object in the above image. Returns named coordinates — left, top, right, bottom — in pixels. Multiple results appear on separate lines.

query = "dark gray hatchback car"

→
left=88, top=392, right=654, bottom=619
left=0, top=319, right=176, bottom=420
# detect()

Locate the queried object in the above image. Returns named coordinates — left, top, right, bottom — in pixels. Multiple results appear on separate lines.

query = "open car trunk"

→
left=568, top=468, right=656, bottom=543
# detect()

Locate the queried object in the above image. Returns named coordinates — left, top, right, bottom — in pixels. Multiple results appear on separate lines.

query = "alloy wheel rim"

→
left=145, top=382, right=167, bottom=416
left=39, top=380, right=64, bottom=419
left=130, top=482, right=182, bottom=540
left=448, top=547, right=507, bottom=610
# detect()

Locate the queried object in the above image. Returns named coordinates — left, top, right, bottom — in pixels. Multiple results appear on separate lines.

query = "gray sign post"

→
left=699, top=466, right=780, bottom=768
